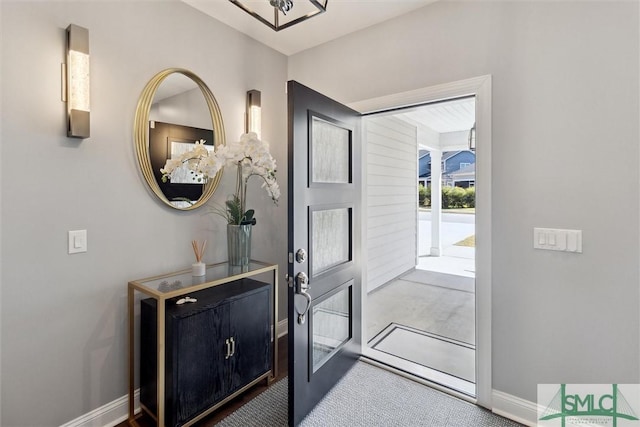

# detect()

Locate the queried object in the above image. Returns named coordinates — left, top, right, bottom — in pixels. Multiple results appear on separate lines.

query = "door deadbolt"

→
left=295, top=249, right=307, bottom=264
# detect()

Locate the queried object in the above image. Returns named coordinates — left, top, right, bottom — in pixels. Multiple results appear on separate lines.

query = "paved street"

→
left=419, top=211, right=475, bottom=224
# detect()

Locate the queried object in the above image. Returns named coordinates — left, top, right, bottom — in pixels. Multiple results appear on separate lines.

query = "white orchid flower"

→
left=160, top=133, right=279, bottom=222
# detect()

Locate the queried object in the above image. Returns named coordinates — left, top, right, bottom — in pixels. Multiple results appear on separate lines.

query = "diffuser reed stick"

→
left=191, top=240, right=207, bottom=263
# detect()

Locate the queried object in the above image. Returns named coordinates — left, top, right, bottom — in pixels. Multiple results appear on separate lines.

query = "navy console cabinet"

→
left=128, top=262, right=278, bottom=427
left=141, top=279, right=270, bottom=427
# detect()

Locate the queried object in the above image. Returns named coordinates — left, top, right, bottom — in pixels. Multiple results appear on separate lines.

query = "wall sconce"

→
left=468, top=122, right=476, bottom=151
left=246, top=89, right=261, bottom=139
left=62, top=24, right=90, bottom=139
left=229, top=0, right=327, bottom=32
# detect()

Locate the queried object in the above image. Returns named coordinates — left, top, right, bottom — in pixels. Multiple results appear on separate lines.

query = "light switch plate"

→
left=68, top=229, right=87, bottom=254
left=534, top=228, right=582, bottom=253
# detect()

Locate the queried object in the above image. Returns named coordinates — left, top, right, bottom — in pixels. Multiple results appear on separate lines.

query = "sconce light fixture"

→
left=468, top=122, right=476, bottom=151
left=229, top=0, right=328, bottom=32
left=246, top=89, right=262, bottom=138
left=62, top=24, right=90, bottom=139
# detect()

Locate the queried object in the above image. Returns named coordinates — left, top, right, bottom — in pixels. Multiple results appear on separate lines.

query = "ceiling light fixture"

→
left=229, top=0, right=328, bottom=32
left=468, top=122, right=476, bottom=151
left=270, top=0, right=293, bottom=15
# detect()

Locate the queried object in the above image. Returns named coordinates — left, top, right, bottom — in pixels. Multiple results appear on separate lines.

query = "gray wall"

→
left=0, top=1, right=287, bottom=425
left=289, top=0, right=640, bottom=403
left=150, top=87, right=212, bottom=130
left=2, top=0, right=639, bottom=425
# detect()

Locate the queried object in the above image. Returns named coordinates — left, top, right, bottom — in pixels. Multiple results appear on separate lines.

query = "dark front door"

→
left=287, top=81, right=362, bottom=426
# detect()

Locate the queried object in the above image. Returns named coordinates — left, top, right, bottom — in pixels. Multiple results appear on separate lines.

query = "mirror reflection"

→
left=149, top=74, right=213, bottom=208
left=134, top=69, right=225, bottom=210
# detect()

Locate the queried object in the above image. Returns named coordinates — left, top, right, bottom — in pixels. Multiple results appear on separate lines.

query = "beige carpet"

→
left=215, top=362, right=523, bottom=427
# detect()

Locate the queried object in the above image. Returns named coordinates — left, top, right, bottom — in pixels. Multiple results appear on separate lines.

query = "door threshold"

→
left=361, top=348, right=476, bottom=401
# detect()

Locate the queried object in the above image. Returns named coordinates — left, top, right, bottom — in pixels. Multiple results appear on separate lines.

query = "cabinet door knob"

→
left=230, top=337, right=236, bottom=357
left=224, top=338, right=231, bottom=359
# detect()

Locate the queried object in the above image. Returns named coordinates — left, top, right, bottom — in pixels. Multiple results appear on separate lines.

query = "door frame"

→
left=349, top=75, right=492, bottom=409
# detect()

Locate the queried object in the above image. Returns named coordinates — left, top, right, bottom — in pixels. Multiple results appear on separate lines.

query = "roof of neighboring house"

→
left=447, top=162, right=476, bottom=179
left=419, top=150, right=475, bottom=162
left=442, top=151, right=461, bottom=161
left=418, top=150, right=476, bottom=178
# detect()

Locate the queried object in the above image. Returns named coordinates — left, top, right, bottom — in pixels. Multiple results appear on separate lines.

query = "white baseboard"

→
left=60, top=390, right=139, bottom=427
left=68, top=337, right=540, bottom=427
left=492, top=389, right=539, bottom=426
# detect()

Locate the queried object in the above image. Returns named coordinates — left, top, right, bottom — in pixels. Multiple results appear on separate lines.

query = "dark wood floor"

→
left=119, top=335, right=288, bottom=427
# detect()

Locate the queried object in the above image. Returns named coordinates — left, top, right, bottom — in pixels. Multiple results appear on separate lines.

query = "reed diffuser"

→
left=191, top=240, right=207, bottom=276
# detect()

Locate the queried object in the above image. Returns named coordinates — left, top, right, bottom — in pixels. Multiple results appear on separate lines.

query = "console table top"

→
left=128, top=260, right=277, bottom=299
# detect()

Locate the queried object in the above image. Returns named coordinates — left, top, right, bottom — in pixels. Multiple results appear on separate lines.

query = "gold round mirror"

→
left=134, top=68, right=225, bottom=210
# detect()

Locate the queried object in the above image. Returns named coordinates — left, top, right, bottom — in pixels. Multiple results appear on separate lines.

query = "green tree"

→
left=418, top=184, right=428, bottom=206
left=464, top=187, right=476, bottom=208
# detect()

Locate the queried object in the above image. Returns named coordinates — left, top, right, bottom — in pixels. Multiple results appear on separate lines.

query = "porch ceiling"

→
left=394, top=97, right=475, bottom=152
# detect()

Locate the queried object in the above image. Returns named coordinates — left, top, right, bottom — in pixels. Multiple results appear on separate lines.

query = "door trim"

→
left=349, top=75, right=493, bottom=409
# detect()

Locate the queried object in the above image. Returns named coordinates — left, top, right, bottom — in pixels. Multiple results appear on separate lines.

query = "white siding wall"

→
left=366, top=116, right=417, bottom=292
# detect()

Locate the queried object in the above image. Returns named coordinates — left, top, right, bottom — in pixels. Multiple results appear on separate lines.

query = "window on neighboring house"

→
left=460, top=162, right=470, bottom=169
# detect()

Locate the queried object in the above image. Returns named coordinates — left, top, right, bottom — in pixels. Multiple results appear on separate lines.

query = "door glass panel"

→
left=312, top=286, right=351, bottom=372
left=311, top=117, right=351, bottom=184
left=311, top=208, right=351, bottom=275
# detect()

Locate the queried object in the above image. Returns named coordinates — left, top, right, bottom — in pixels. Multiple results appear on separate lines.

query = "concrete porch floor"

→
left=365, top=213, right=476, bottom=386
left=418, top=249, right=475, bottom=279
left=366, top=268, right=475, bottom=344
left=365, top=266, right=476, bottom=394
left=367, top=212, right=476, bottom=341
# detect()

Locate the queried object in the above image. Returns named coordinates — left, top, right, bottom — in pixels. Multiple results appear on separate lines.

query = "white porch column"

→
left=430, top=149, right=443, bottom=256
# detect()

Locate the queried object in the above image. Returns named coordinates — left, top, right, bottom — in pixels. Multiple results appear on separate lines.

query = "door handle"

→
left=224, top=338, right=231, bottom=359
left=295, top=272, right=311, bottom=325
left=230, top=337, right=236, bottom=357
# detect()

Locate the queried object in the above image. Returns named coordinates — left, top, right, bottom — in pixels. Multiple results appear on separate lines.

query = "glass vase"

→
left=227, top=224, right=252, bottom=266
